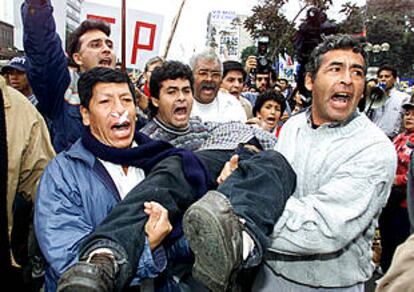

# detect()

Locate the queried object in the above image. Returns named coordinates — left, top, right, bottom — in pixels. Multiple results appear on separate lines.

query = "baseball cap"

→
left=1, top=56, right=28, bottom=74
left=366, top=67, right=378, bottom=82
left=402, top=96, right=414, bottom=110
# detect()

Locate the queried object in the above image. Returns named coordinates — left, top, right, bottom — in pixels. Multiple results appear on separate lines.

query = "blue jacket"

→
left=22, top=0, right=83, bottom=153
left=34, top=140, right=166, bottom=291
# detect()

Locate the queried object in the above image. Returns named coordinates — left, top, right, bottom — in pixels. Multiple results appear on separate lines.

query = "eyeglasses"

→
left=196, top=69, right=221, bottom=80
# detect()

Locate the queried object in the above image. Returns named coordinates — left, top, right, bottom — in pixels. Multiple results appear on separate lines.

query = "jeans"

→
left=79, top=148, right=296, bottom=290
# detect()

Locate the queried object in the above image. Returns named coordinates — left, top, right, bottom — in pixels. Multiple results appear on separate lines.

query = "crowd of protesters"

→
left=2, top=0, right=414, bottom=291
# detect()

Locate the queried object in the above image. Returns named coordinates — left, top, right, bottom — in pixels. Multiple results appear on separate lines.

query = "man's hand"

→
left=217, top=155, right=239, bottom=184
left=280, top=111, right=289, bottom=123
left=144, top=201, right=172, bottom=251
left=245, top=56, right=257, bottom=73
left=246, top=117, right=273, bottom=131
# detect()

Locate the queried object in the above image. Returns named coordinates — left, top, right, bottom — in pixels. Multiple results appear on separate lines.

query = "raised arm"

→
left=21, top=0, right=70, bottom=118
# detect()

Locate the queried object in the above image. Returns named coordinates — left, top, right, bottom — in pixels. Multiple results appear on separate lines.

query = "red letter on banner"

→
left=131, top=21, right=157, bottom=65
left=87, top=14, right=116, bottom=24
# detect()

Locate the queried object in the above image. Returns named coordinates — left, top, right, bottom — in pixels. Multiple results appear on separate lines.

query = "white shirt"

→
left=191, top=90, right=247, bottom=123
left=370, top=88, right=410, bottom=138
left=99, top=142, right=146, bottom=200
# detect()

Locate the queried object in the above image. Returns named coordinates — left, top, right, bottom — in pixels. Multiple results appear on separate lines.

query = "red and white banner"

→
left=81, top=2, right=164, bottom=70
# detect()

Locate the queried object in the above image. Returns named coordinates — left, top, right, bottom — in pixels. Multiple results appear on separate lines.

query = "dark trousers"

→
left=79, top=149, right=296, bottom=290
left=379, top=186, right=410, bottom=273
left=379, top=205, right=410, bottom=273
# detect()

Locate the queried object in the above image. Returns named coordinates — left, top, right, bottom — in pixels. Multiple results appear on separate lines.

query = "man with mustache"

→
left=190, top=50, right=247, bottom=123
left=22, top=0, right=116, bottom=152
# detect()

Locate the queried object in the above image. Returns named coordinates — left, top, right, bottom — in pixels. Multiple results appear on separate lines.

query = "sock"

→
left=242, top=230, right=255, bottom=260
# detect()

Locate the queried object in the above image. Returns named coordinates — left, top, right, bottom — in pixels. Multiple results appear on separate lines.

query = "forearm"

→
left=268, top=159, right=396, bottom=255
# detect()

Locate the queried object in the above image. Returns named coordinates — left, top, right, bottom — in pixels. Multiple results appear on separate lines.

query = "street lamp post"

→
left=364, top=42, right=391, bottom=67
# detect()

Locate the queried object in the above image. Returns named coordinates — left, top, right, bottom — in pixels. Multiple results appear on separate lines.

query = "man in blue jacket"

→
left=22, top=0, right=116, bottom=152
left=34, top=67, right=181, bottom=291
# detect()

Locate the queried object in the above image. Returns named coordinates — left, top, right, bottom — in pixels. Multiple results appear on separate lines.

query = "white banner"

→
left=81, top=2, right=164, bottom=70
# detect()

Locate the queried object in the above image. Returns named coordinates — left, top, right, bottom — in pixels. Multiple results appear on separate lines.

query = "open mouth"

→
left=174, top=106, right=188, bottom=120
left=264, top=116, right=277, bottom=127
left=266, top=116, right=276, bottom=122
left=201, top=83, right=217, bottom=94
left=111, top=121, right=131, bottom=131
left=331, top=92, right=351, bottom=103
left=229, top=90, right=240, bottom=97
left=99, top=58, right=112, bottom=67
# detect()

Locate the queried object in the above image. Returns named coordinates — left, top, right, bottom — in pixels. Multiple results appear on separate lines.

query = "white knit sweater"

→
left=267, top=110, right=397, bottom=287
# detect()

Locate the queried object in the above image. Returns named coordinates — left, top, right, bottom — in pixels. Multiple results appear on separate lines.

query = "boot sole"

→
left=58, top=277, right=104, bottom=292
left=57, top=263, right=112, bottom=292
left=183, top=197, right=239, bottom=291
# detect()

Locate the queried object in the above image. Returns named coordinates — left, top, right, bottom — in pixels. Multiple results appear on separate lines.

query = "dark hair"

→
left=378, top=64, right=397, bottom=79
left=222, top=61, right=246, bottom=80
left=253, top=89, right=286, bottom=116
left=256, top=63, right=272, bottom=75
left=67, top=20, right=111, bottom=67
left=78, top=67, right=136, bottom=109
left=148, top=61, right=194, bottom=118
left=145, top=56, right=164, bottom=72
left=305, top=34, right=367, bottom=80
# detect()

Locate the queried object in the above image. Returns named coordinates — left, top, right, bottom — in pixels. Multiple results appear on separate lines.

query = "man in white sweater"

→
left=184, top=34, right=398, bottom=291
left=189, top=50, right=247, bottom=123
left=251, top=34, right=397, bottom=291
left=181, top=34, right=397, bottom=291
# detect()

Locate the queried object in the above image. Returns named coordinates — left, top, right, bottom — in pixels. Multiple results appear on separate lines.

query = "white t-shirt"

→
left=191, top=90, right=247, bottom=123
left=99, top=142, right=145, bottom=200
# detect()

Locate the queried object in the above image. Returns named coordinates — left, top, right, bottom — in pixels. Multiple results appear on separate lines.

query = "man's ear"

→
left=151, top=97, right=160, bottom=108
left=304, top=73, right=313, bottom=92
left=80, top=105, right=90, bottom=126
left=73, top=53, right=83, bottom=67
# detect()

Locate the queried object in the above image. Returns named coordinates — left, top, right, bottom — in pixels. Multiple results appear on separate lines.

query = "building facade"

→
left=0, top=20, right=18, bottom=60
left=206, top=10, right=253, bottom=61
left=66, top=0, right=83, bottom=35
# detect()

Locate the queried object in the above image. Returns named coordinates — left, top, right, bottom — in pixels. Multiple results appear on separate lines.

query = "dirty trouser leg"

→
left=218, top=149, right=296, bottom=263
left=78, top=149, right=295, bottom=290
left=182, top=149, right=296, bottom=291
left=78, top=151, right=230, bottom=290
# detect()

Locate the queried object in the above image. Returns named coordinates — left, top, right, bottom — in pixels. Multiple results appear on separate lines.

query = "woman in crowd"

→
left=251, top=89, right=286, bottom=138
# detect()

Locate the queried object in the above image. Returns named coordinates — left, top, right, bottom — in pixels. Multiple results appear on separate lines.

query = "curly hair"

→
left=148, top=61, right=194, bottom=118
left=253, top=89, right=286, bottom=116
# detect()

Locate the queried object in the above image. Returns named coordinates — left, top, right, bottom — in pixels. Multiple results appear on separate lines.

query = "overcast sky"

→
left=86, top=0, right=366, bottom=61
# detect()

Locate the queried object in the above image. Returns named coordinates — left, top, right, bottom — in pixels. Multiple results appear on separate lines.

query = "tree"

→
left=243, top=0, right=334, bottom=62
left=365, top=0, right=414, bottom=77
left=243, top=0, right=295, bottom=62
left=338, top=2, right=365, bottom=35
left=240, top=45, right=257, bottom=65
